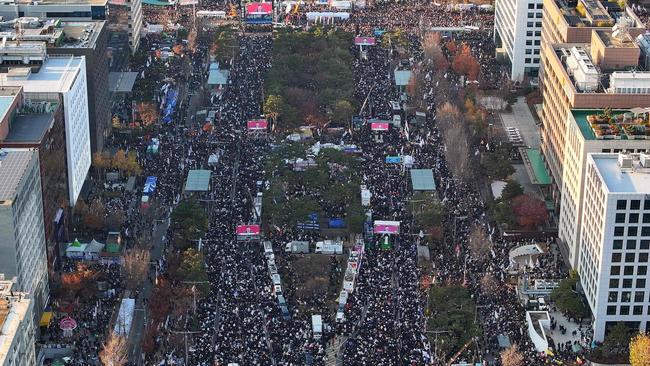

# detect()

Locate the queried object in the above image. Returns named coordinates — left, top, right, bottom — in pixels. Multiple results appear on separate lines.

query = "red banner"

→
left=354, top=37, right=376, bottom=46
left=247, top=120, right=268, bottom=130
left=370, top=122, right=389, bottom=131
left=236, top=225, right=261, bottom=236
left=246, top=2, right=272, bottom=14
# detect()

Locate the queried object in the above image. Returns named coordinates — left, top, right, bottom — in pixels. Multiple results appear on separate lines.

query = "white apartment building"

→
left=494, top=0, right=543, bottom=82
left=559, top=109, right=650, bottom=269
left=579, top=153, right=650, bottom=341
left=0, top=53, right=91, bottom=206
left=0, top=149, right=49, bottom=313
left=0, top=278, right=36, bottom=366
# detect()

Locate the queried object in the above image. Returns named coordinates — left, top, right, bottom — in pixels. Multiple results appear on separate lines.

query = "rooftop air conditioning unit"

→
left=618, top=154, right=633, bottom=169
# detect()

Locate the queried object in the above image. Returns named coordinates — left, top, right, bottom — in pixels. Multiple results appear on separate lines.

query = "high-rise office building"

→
left=494, top=0, right=544, bottom=82
left=0, top=86, right=68, bottom=272
left=578, top=153, right=650, bottom=341
left=558, top=108, right=650, bottom=268
left=0, top=48, right=91, bottom=206
left=0, top=148, right=49, bottom=313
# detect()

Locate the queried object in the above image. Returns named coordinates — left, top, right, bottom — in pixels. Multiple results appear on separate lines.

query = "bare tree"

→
left=444, top=126, right=471, bottom=181
left=422, top=32, right=448, bottom=72
left=99, top=334, right=128, bottom=366
left=500, top=344, right=525, bottom=366
left=122, top=248, right=150, bottom=290
left=480, top=273, right=499, bottom=297
left=469, top=224, right=492, bottom=263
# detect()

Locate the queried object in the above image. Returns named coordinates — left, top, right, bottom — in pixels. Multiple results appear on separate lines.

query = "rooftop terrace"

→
left=572, top=109, right=650, bottom=140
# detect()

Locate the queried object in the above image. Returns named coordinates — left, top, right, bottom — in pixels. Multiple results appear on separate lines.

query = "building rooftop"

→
left=571, top=109, right=650, bottom=140
left=0, top=148, right=36, bottom=203
left=0, top=278, right=31, bottom=366
left=4, top=112, right=55, bottom=143
left=592, top=153, right=650, bottom=193
left=0, top=95, right=15, bottom=122
left=553, top=0, right=643, bottom=28
left=0, top=55, right=83, bottom=93
left=9, top=0, right=107, bottom=5
left=595, top=29, right=636, bottom=48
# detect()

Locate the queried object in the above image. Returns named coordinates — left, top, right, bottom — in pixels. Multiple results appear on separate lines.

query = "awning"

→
left=521, top=148, right=551, bottom=185
left=410, top=169, right=435, bottom=191
left=40, top=311, right=53, bottom=327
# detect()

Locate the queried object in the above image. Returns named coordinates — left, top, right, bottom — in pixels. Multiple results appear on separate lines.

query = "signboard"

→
left=374, top=220, right=400, bottom=234
left=143, top=176, right=157, bottom=194
left=246, top=2, right=273, bottom=14
left=354, top=37, right=376, bottom=46
left=370, top=122, right=389, bottom=131
left=247, top=120, right=268, bottom=130
left=236, top=224, right=261, bottom=236
left=385, top=156, right=402, bottom=164
left=179, top=0, right=198, bottom=5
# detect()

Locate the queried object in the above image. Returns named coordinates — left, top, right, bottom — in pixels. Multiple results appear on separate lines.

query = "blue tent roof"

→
left=208, top=68, right=229, bottom=85
left=394, top=70, right=413, bottom=86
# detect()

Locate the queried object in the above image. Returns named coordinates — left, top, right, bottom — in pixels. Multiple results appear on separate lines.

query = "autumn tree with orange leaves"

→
left=511, top=194, right=548, bottom=229
left=452, top=43, right=481, bottom=81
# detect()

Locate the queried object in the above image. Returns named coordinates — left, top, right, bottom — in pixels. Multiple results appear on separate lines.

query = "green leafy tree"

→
left=501, top=180, right=524, bottom=202
left=602, top=323, right=632, bottom=355
left=170, top=201, right=208, bottom=250
left=550, top=277, right=589, bottom=321
left=264, top=94, right=285, bottom=127
left=331, top=100, right=354, bottom=126
left=482, top=146, right=515, bottom=180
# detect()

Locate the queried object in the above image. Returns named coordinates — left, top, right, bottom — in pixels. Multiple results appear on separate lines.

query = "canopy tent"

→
left=147, top=138, right=160, bottom=154
left=410, top=169, right=435, bottom=191
left=184, top=170, right=211, bottom=192
left=114, top=298, right=135, bottom=336
left=394, top=70, right=413, bottom=86
left=306, top=12, right=350, bottom=21
left=374, top=220, right=400, bottom=234
left=330, top=0, right=351, bottom=9
left=208, top=66, right=229, bottom=86
left=108, top=72, right=138, bottom=93
left=143, top=176, right=157, bottom=194
left=490, top=180, right=507, bottom=199
left=208, top=151, right=222, bottom=166
left=497, top=334, right=511, bottom=349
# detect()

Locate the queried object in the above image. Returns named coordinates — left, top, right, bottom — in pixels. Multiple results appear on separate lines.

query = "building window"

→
left=533, top=58, right=540, bottom=63
left=526, top=49, right=532, bottom=54
left=614, top=227, right=624, bottom=236
left=623, top=279, right=633, bottom=288
left=608, top=292, right=618, bottom=302
left=633, top=306, right=643, bottom=315
left=644, top=199, right=650, bottom=210
left=527, top=31, right=533, bottom=36
left=527, top=21, right=534, bottom=27
left=617, top=200, right=627, bottom=210
left=634, top=292, right=645, bottom=302
left=616, top=213, right=626, bottom=223
left=638, top=266, right=647, bottom=276
left=611, top=266, right=621, bottom=275
left=536, top=3, right=543, bottom=8
left=525, top=58, right=532, bottom=63
left=620, top=306, right=630, bottom=315
left=624, top=266, right=634, bottom=275
left=622, top=292, right=632, bottom=302
left=641, top=240, right=650, bottom=249
left=639, top=253, right=648, bottom=262
left=628, top=227, right=638, bottom=236
left=526, top=40, right=533, bottom=45
left=637, top=279, right=646, bottom=288
left=625, top=253, right=635, bottom=262
left=612, top=253, right=622, bottom=262
left=534, top=40, right=541, bottom=45
left=610, top=279, right=619, bottom=288
left=535, top=22, right=542, bottom=27
left=535, top=31, right=541, bottom=36
left=626, top=240, right=636, bottom=249
left=642, top=227, right=650, bottom=236
left=631, top=200, right=641, bottom=210
left=528, top=12, right=534, bottom=18
left=528, top=3, right=535, bottom=8
left=629, top=213, right=639, bottom=223
left=607, top=306, right=616, bottom=315
left=643, top=214, right=650, bottom=223
left=536, top=12, right=543, bottom=18
left=613, top=240, right=623, bottom=249
left=534, top=49, right=540, bottom=55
